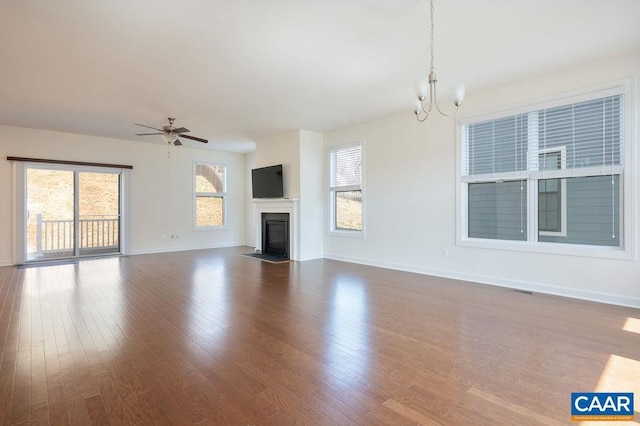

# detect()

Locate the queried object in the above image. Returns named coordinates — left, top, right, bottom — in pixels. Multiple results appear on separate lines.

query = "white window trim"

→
left=193, top=160, right=228, bottom=230
left=327, top=140, right=365, bottom=238
left=537, top=147, right=568, bottom=238
left=456, top=79, right=635, bottom=260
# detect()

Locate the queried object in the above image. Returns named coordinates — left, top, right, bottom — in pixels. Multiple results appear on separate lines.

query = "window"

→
left=460, top=88, right=627, bottom=252
left=194, top=162, right=226, bottom=228
left=329, top=142, right=363, bottom=233
left=538, top=148, right=567, bottom=236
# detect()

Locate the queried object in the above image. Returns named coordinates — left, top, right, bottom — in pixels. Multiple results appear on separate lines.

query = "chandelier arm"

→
left=416, top=111, right=430, bottom=122
left=416, top=83, right=435, bottom=120
left=421, top=94, right=433, bottom=114
left=431, top=75, right=459, bottom=117
left=434, top=101, right=461, bottom=117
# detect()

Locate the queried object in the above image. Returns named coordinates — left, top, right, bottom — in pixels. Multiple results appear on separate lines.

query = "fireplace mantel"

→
left=253, top=199, right=299, bottom=260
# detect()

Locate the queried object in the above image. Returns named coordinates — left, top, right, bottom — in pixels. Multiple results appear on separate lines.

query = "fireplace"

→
left=262, top=213, right=290, bottom=259
left=253, top=199, right=298, bottom=260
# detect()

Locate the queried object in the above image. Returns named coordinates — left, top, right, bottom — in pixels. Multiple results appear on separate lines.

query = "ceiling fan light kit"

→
left=161, top=133, right=179, bottom=144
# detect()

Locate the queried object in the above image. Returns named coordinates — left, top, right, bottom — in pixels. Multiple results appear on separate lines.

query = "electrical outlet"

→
left=441, top=248, right=449, bottom=257
left=161, top=233, right=167, bottom=240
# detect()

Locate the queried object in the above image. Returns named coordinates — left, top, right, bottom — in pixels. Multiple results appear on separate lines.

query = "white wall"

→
left=323, top=50, right=640, bottom=308
left=299, top=130, right=324, bottom=260
left=255, top=131, right=301, bottom=198
left=0, top=126, right=246, bottom=264
left=244, top=151, right=256, bottom=246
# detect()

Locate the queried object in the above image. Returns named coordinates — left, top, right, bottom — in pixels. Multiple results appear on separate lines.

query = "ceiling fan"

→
left=134, top=117, right=208, bottom=146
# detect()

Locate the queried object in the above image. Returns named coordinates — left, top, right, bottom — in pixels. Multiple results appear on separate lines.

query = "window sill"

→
left=328, top=229, right=365, bottom=239
left=457, top=238, right=634, bottom=260
left=194, top=225, right=228, bottom=231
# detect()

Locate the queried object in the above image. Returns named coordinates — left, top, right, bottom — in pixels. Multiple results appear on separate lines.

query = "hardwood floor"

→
left=0, top=247, right=638, bottom=425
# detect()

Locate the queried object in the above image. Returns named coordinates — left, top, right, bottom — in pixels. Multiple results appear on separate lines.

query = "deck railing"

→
left=35, top=214, right=119, bottom=256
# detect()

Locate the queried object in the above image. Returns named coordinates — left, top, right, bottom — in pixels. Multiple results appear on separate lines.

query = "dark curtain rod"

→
left=6, top=156, right=133, bottom=170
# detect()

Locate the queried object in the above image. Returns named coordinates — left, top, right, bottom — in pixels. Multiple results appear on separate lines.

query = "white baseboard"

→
left=324, top=253, right=640, bottom=309
left=298, top=252, right=324, bottom=261
left=1, top=244, right=248, bottom=266
left=129, top=242, right=246, bottom=256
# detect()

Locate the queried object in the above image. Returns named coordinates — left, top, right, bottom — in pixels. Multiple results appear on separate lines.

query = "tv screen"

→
left=252, top=164, right=284, bottom=198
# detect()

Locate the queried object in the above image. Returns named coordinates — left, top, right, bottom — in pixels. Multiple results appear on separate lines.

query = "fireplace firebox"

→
left=261, top=213, right=290, bottom=259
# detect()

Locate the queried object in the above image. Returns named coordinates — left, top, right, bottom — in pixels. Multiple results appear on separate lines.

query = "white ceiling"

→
left=1, top=0, right=639, bottom=153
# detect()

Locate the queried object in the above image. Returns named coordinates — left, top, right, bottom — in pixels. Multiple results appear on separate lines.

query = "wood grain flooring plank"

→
left=256, top=386, right=324, bottom=425
left=152, top=370, right=207, bottom=424
left=0, top=269, right=20, bottom=368
left=309, top=387, right=373, bottom=425
left=132, top=362, right=196, bottom=425
left=94, top=371, right=131, bottom=425
left=207, top=377, right=279, bottom=422
left=104, top=364, right=147, bottom=424
left=299, top=390, right=356, bottom=426
left=48, top=400, right=71, bottom=426
left=237, top=349, right=319, bottom=397
left=0, top=360, right=17, bottom=426
left=84, top=393, right=110, bottom=426
left=365, top=404, right=423, bottom=426
left=46, top=371, right=66, bottom=405
left=184, top=382, right=251, bottom=425
left=66, top=396, right=92, bottom=425
left=467, top=387, right=566, bottom=426
left=8, top=354, right=29, bottom=425
left=135, top=389, right=173, bottom=425
left=383, top=398, right=443, bottom=425
left=29, top=400, right=49, bottom=425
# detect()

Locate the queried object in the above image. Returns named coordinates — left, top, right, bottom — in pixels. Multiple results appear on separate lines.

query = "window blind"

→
left=330, top=143, right=362, bottom=192
left=462, top=114, right=529, bottom=179
left=537, top=95, right=623, bottom=173
left=462, top=94, right=623, bottom=182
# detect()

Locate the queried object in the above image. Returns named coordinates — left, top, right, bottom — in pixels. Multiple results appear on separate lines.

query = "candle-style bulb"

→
left=454, top=84, right=466, bottom=106
left=415, top=79, right=428, bottom=101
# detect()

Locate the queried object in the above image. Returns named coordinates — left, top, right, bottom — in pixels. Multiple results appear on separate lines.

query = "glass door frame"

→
left=14, top=162, right=128, bottom=264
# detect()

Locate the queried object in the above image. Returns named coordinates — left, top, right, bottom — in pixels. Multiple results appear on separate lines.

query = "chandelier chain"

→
left=414, top=0, right=464, bottom=121
left=429, top=0, right=435, bottom=73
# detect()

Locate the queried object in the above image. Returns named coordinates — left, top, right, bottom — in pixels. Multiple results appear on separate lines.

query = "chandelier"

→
left=414, top=0, right=465, bottom=121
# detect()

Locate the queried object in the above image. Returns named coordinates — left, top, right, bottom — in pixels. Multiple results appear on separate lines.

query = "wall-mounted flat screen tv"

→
left=251, top=164, right=284, bottom=198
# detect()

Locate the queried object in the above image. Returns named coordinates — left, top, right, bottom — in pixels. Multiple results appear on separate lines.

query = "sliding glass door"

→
left=25, top=166, right=121, bottom=262
left=78, top=172, right=120, bottom=256
left=26, top=169, right=75, bottom=260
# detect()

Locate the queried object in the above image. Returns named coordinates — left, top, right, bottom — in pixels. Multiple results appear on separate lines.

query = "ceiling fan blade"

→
left=135, top=132, right=164, bottom=136
left=173, top=127, right=189, bottom=134
left=174, top=139, right=183, bottom=146
left=179, top=134, right=208, bottom=144
left=134, top=123, right=163, bottom=132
